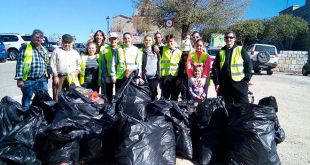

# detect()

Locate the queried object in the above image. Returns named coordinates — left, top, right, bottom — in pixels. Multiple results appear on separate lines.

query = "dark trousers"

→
left=105, top=83, right=114, bottom=102
left=115, top=78, right=127, bottom=94
left=161, top=75, right=181, bottom=101
left=218, top=80, right=249, bottom=104
left=181, top=76, right=190, bottom=100
left=146, top=77, right=159, bottom=101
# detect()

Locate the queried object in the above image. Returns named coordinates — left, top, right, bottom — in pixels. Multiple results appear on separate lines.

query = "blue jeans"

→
left=21, top=77, right=48, bottom=110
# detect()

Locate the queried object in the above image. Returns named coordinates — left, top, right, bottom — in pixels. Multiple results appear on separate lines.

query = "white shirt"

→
left=50, top=47, right=81, bottom=75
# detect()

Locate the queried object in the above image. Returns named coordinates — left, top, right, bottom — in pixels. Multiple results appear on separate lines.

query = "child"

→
left=188, top=66, right=208, bottom=106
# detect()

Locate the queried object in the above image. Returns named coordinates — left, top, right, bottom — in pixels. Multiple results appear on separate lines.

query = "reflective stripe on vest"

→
left=22, top=43, right=48, bottom=81
left=116, top=46, right=141, bottom=79
left=219, top=46, right=244, bottom=81
left=161, top=46, right=182, bottom=76
left=79, top=55, right=88, bottom=85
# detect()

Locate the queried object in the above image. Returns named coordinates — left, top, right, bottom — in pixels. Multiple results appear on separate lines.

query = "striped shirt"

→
left=15, top=43, right=48, bottom=80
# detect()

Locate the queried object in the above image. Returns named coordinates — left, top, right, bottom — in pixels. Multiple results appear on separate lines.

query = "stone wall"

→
left=277, top=51, right=309, bottom=73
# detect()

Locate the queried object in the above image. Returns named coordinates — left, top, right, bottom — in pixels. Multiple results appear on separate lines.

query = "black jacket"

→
left=212, top=44, right=252, bottom=85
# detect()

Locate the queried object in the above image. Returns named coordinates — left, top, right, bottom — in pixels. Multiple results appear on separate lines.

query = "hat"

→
left=31, top=29, right=44, bottom=37
left=109, top=32, right=118, bottom=38
left=62, top=34, right=73, bottom=43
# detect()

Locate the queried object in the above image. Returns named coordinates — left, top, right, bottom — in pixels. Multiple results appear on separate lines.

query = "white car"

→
left=0, top=33, right=31, bottom=60
left=246, top=44, right=279, bottom=75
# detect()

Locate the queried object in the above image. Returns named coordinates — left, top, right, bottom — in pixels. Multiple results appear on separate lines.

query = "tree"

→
left=262, top=14, right=309, bottom=49
left=229, top=20, right=265, bottom=45
left=131, top=0, right=250, bottom=37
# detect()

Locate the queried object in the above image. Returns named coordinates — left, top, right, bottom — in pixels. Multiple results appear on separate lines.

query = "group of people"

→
left=15, top=29, right=252, bottom=110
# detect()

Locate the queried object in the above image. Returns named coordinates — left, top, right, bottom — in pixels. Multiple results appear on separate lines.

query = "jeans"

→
left=21, top=77, right=48, bottom=110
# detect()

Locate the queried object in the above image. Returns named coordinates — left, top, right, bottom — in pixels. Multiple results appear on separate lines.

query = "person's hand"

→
left=74, top=70, right=79, bottom=77
left=176, top=78, right=182, bottom=86
left=53, top=76, right=59, bottom=85
left=215, top=85, right=220, bottom=93
left=154, top=46, right=159, bottom=53
left=111, top=77, right=116, bottom=84
left=17, top=80, right=24, bottom=88
left=247, top=81, right=253, bottom=86
left=138, top=78, right=144, bottom=85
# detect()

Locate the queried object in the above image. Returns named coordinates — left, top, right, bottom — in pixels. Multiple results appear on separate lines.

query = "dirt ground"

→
left=176, top=72, right=310, bottom=165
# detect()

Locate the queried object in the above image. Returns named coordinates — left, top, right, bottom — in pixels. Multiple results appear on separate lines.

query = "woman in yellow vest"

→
left=79, top=42, right=100, bottom=92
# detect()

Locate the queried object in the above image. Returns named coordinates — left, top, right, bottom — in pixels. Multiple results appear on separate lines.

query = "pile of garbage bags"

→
left=0, top=73, right=285, bottom=165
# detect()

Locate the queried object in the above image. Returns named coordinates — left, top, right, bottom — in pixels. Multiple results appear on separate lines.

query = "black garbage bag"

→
left=189, top=97, right=227, bottom=164
left=225, top=103, right=281, bottom=165
left=114, top=112, right=176, bottom=165
left=147, top=100, right=193, bottom=160
left=114, top=71, right=151, bottom=121
left=0, top=96, right=25, bottom=139
left=0, top=105, right=44, bottom=165
left=32, top=90, right=57, bottom=123
left=258, top=96, right=285, bottom=144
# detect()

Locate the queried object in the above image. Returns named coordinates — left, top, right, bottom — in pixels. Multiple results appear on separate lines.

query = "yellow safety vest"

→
left=79, top=55, right=88, bottom=85
left=219, top=46, right=244, bottom=81
left=116, top=45, right=141, bottom=79
left=22, top=43, right=48, bottom=81
left=189, top=51, right=208, bottom=67
left=161, top=46, right=182, bottom=76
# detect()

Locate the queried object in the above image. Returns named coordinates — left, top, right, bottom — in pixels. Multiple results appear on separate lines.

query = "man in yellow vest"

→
left=212, top=31, right=252, bottom=104
left=160, top=34, right=182, bottom=101
left=15, top=29, right=49, bottom=110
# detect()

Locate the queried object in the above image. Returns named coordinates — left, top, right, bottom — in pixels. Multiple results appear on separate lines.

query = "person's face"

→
left=109, top=38, right=118, bottom=48
left=87, top=43, right=97, bottom=55
left=167, top=38, right=175, bottom=48
left=195, top=41, right=204, bottom=52
left=194, top=68, right=202, bottom=77
left=192, top=33, right=200, bottom=42
left=224, top=33, right=236, bottom=47
left=62, top=42, right=72, bottom=51
left=32, top=34, right=44, bottom=46
left=144, top=36, right=153, bottom=48
left=123, top=34, right=132, bottom=46
left=155, top=34, right=162, bottom=43
left=95, top=32, right=104, bottom=44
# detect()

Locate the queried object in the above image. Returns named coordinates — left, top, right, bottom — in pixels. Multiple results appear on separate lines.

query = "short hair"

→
left=144, top=35, right=153, bottom=40
left=165, top=34, right=175, bottom=41
left=191, top=31, right=200, bottom=37
left=154, top=32, right=162, bottom=37
left=123, top=32, right=132, bottom=38
left=225, top=31, right=236, bottom=38
left=31, top=29, right=44, bottom=37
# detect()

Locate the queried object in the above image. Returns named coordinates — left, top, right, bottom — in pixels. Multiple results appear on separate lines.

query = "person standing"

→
left=79, top=42, right=100, bottom=92
left=188, top=66, right=209, bottom=106
left=15, top=29, right=49, bottom=110
left=212, top=31, right=252, bottom=104
left=50, top=34, right=81, bottom=101
left=141, top=35, right=161, bottom=101
left=100, top=32, right=119, bottom=102
left=154, top=32, right=165, bottom=47
left=115, top=32, right=143, bottom=92
left=160, top=34, right=182, bottom=101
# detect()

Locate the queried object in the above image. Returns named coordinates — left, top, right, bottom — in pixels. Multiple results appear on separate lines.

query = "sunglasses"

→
left=225, top=36, right=235, bottom=39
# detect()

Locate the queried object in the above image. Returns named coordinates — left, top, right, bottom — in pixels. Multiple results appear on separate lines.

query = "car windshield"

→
left=21, top=36, right=32, bottom=42
left=255, top=45, right=276, bottom=54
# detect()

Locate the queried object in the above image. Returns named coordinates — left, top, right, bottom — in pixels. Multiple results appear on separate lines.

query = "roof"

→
left=112, top=14, right=132, bottom=20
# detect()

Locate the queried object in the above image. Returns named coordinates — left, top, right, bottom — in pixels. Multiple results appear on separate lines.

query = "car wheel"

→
left=254, top=69, right=261, bottom=74
left=302, top=67, right=308, bottom=76
left=267, top=69, right=273, bottom=75
left=257, top=52, right=270, bottom=64
left=8, top=50, right=18, bottom=60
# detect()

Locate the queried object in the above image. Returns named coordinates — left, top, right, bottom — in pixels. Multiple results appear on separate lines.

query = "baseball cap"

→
left=109, top=32, right=119, bottom=38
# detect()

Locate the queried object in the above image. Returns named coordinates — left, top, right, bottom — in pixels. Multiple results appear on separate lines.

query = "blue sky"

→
left=0, top=0, right=306, bottom=42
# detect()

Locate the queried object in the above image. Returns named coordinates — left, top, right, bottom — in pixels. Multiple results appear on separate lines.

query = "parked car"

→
left=206, top=46, right=221, bottom=61
left=0, top=33, right=28, bottom=60
left=246, top=44, right=279, bottom=75
left=46, top=41, right=58, bottom=52
left=74, top=43, right=86, bottom=55
left=0, top=40, right=7, bottom=63
left=302, top=59, right=310, bottom=76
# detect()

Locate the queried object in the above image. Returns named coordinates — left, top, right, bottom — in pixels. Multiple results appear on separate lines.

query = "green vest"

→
left=219, top=46, right=244, bottom=81
left=79, top=55, right=88, bottom=85
left=161, top=46, right=182, bottom=76
left=189, top=51, right=208, bottom=67
left=98, top=44, right=109, bottom=85
left=22, top=43, right=48, bottom=81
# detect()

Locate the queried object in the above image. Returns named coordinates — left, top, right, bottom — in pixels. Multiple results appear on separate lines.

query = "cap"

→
left=62, top=34, right=74, bottom=43
left=109, top=32, right=119, bottom=38
left=31, top=29, right=44, bottom=37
